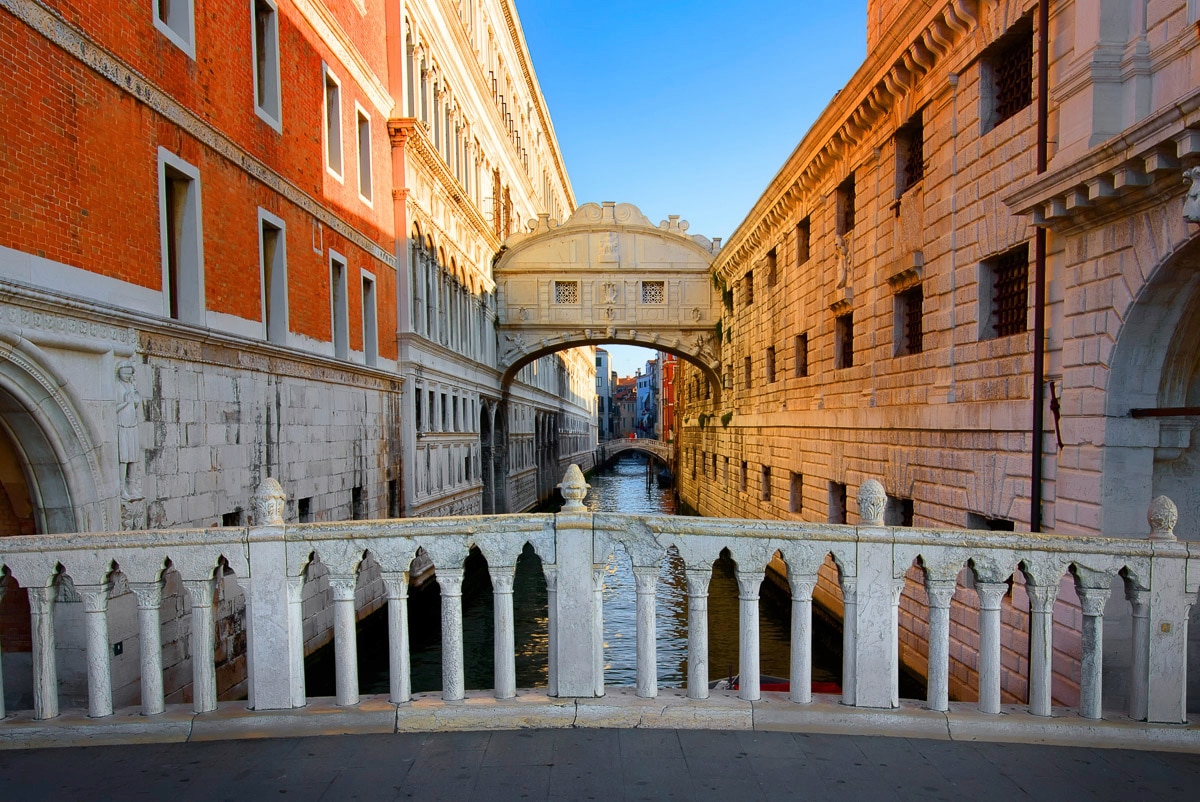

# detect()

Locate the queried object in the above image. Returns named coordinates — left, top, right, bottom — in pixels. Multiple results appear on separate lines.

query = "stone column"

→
left=80, top=584, right=113, bottom=718
left=131, top=581, right=165, bottom=716
left=685, top=567, right=711, bottom=700
left=1127, top=585, right=1150, bottom=721
left=329, top=575, right=360, bottom=706
left=592, top=566, right=605, bottom=697
left=436, top=567, right=465, bottom=701
left=1145, top=496, right=1189, bottom=724
left=183, top=578, right=218, bottom=714
left=552, top=465, right=599, bottom=697
left=1026, top=582, right=1058, bottom=717
left=383, top=572, right=411, bottom=704
left=1076, top=585, right=1111, bottom=720
left=924, top=579, right=957, bottom=713
left=975, top=581, right=1008, bottom=715
left=543, top=565, right=558, bottom=696
left=633, top=565, right=659, bottom=699
left=27, top=585, right=58, bottom=720
left=492, top=565, right=517, bottom=700
left=735, top=569, right=764, bottom=701
left=839, top=576, right=857, bottom=707
left=787, top=574, right=816, bottom=705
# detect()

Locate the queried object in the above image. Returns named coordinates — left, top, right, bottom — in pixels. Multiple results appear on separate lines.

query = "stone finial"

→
left=857, top=479, right=887, bottom=526
left=558, top=464, right=590, bottom=512
left=1183, top=167, right=1200, bottom=224
left=1148, top=495, right=1178, bottom=540
left=253, top=477, right=287, bottom=526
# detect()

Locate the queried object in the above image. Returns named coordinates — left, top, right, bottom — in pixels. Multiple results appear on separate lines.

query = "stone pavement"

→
left=1, top=728, right=1198, bottom=801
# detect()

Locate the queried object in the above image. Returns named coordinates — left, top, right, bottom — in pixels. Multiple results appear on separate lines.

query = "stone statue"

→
left=115, top=360, right=143, bottom=501
left=835, top=232, right=852, bottom=289
left=1183, top=168, right=1200, bottom=224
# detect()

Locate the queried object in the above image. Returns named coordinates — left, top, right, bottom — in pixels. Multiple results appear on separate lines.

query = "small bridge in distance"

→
left=597, top=438, right=673, bottom=466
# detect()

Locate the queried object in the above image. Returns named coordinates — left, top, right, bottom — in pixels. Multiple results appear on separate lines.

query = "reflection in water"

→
left=305, top=455, right=844, bottom=695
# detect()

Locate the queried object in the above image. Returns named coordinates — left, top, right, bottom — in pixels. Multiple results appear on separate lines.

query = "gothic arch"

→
left=0, top=333, right=107, bottom=533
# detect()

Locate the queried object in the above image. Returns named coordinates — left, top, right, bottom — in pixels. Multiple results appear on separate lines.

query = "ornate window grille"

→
left=641, top=280, right=665, bottom=304
left=554, top=281, right=579, bottom=304
left=986, top=245, right=1029, bottom=338
left=987, top=21, right=1033, bottom=129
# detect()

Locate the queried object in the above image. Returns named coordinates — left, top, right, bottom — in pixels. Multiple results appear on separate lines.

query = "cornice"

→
left=714, top=0, right=981, bottom=278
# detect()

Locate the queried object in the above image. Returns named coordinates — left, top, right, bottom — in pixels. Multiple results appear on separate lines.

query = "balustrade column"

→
left=975, top=581, right=1007, bottom=715
left=543, top=565, right=558, bottom=696
left=1076, top=586, right=1111, bottom=720
left=383, top=572, right=411, bottom=704
left=130, top=581, right=165, bottom=716
left=839, top=577, right=857, bottom=706
left=1026, top=582, right=1058, bottom=717
left=80, top=584, right=113, bottom=718
left=329, top=575, right=360, bottom=706
left=736, top=569, right=764, bottom=701
left=287, top=576, right=307, bottom=707
left=632, top=565, right=659, bottom=698
left=0, top=583, right=5, bottom=719
left=492, top=566, right=517, bottom=699
left=1127, top=586, right=1150, bottom=721
left=924, top=579, right=957, bottom=712
left=27, top=585, right=58, bottom=719
left=592, top=566, right=605, bottom=697
left=183, top=578, right=218, bottom=713
left=436, top=568, right=465, bottom=701
left=787, top=574, right=816, bottom=705
left=685, top=568, right=711, bottom=700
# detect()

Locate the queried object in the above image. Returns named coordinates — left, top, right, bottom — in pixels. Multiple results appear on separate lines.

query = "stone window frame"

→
left=361, top=269, right=378, bottom=367
left=257, top=207, right=288, bottom=345
left=740, top=460, right=749, bottom=493
left=794, top=332, right=809, bottom=377
left=829, top=481, right=847, bottom=524
left=765, top=345, right=776, bottom=383
left=766, top=247, right=778, bottom=287
left=355, top=103, right=374, bottom=206
left=157, top=147, right=206, bottom=325
left=885, top=495, right=915, bottom=527
left=893, top=284, right=923, bottom=357
left=796, top=217, right=811, bottom=265
left=329, top=250, right=350, bottom=360
left=323, top=65, right=344, bottom=182
left=836, top=173, right=856, bottom=234
left=744, top=355, right=752, bottom=391
left=789, top=471, right=803, bottom=513
left=835, top=312, right=854, bottom=369
left=761, top=465, right=772, bottom=502
left=980, top=15, right=1034, bottom=134
left=251, top=0, right=283, bottom=132
left=895, top=110, right=925, bottom=196
left=153, top=0, right=196, bottom=58
left=978, top=243, right=1030, bottom=340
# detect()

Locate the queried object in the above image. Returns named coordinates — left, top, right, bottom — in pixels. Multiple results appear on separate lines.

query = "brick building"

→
left=676, top=0, right=1200, bottom=710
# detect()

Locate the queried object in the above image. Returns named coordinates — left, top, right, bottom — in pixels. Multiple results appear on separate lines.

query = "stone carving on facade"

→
left=1183, top=167, right=1200, bottom=223
left=115, top=360, right=143, bottom=502
left=602, top=282, right=618, bottom=304
left=834, top=232, right=852, bottom=289
left=557, top=464, right=590, bottom=512
left=501, top=333, right=526, bottom=363
left=254, top=477, right=287, bottom=525
left=1148, top=494, right=1178, bottom=540
left=597, top=232, right=619, bottom=263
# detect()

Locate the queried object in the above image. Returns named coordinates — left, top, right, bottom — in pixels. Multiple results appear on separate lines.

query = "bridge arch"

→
left=493, top=202, right=724, bottom=402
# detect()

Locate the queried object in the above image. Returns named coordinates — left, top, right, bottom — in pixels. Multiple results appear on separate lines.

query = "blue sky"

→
left=514, top=1, right=867, bottom=377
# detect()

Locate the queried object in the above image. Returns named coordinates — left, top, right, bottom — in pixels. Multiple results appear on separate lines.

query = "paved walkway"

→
left=1, top=728, right=1198, bottom=800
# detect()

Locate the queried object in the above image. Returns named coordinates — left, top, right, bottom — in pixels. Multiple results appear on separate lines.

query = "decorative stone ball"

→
left=857, top=479, right=887, bottom=527
left=558, top=464, right=590, bottom=512
left=1148, top=495, right=1178, bottom=540
left=254, top=477, right=287, bottom=526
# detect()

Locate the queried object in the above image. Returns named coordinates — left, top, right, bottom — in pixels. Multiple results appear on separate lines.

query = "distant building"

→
left=595, top=349, right=613, bottom=440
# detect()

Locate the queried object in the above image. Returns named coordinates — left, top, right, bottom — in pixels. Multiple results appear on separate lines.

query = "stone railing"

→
left=0, top=468, right=1195, bottom=733
left=597, top=438, right=672, bottom=463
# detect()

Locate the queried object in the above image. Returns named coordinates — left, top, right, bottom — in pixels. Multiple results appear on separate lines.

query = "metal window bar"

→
left=994, top=29, right=1033, bottom=125
left=993, top=248, right=1029, bottom=337
left=901, top=120, right=924, bottom=192
left=902, top=287, right=923, bottom=355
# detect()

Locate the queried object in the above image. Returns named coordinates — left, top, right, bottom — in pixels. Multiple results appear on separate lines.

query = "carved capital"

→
left=542, top=564, right=558, bottom=593
left=254, top=477, right=287, bottom=526
left=130, top=581, right=163, bottom=610
left=685, top=568, right=712, bottom=598
left=736, top=570, right=765, bottom=601
left=857, top=479, right=886, bottom=526
left=27, top=585, right=56, bottom=616
left=591, top=567, right=606, bottom=593
left=1026, top=583, right=1059, bottom=613
left=287, top=576, right=306, bottom=605
left=491, top=568, right=516, bottom=595
left=632, top=566, right=659, bottom=595
left=1076, top=586, right=1111, bottom=618
left=788, top=574, right=817, bottom=603
left=382, top=572, right=409, bottom=601
left=840, top=576, right=859, bottom=605
left=976, top=581, right=1008, bottom=611
left=80, top=584, right=111, bottom=613
left=328, top=575, right=358, bottom=601
left=925, top=579, right=957, bottom=610
left=1148, top=495, right=1178, bottom=540
left=182, top=578, right=216, bottom=608
left=1125, top=585, right=1150, bottom=613
left=435, top=567, right=465, bottom=597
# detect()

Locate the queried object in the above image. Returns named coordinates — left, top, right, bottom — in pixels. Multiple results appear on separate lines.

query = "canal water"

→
left=306, top=455, right=845, bottom=695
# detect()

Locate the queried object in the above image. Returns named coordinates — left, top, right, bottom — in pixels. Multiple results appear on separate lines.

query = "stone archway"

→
left=493, top=202, right=724, bottom=401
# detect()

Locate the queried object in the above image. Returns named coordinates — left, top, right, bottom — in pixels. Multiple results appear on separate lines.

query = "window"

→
left=982, top=18, right=1034, bottom=132
left=251, top=0, right=282, bottom=129
left=766, top=247, right=778, bottom=287
left=765, top=346, right=776, bottom=383
left=761, top=466, right=771, bottom=501
left=885, top=496, right=914, bottom=527
left=352, top=486, right=365, bottom=520
left=894, top=285, right=923, bottom=356
left=711, top=453, right=717, bottom=478
left=222, top=509, right=243, bottom=527
left=388, top=479, right=399, bottom=518
left=744, top=356, right=752, bottom=390
left=980, top=244, right=1029, bottom=339
left=329, top=251, right=349, bottom=359
left=741, top=461, right=748, bottom=493
left=796, top=217, right=811, bottom=265
left=966, top=512, right=1016, bottom=531
left=298, top=497, right=313, bottom=523
left=154, top=0, right=195, bottom=56
left=258, top=209, right=287, bottom=345
left=356, top=105, right=373, bottom=203
left=554, top=281, right=579, bottom=304
left=641, top=280, right=665, bottom=304
left=415, top=387, right=423, bottom=431
left=362, top=271, right=378, bottom=366
left=835, top=313, right=854, bottom=369
left=794, top=333, right=809, bottom=377
left=158, top=148, right=204, bottom=325
left=836, top=174, right=856, bottom=234
left=896, top=112, right=924, bottom=195
left=744, top=270, right=754, bottom=306
left=829, top=481, right=847, bottom=524
left=323, top=67, right=343, bottom=179
left=790, top=472, right=803, bottom=513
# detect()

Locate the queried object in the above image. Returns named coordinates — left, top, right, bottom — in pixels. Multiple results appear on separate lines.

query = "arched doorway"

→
left=479, top=400, right=494, bottom=515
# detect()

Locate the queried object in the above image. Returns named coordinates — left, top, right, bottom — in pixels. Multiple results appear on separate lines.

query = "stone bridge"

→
left=597, top=437, right=673, bottom=465
left=493, top=202, right=723, bottom=398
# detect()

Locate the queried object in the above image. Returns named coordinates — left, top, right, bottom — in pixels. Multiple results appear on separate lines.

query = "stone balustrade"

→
left=0, top=470, right=1195, bottom=732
